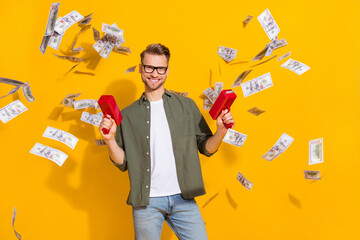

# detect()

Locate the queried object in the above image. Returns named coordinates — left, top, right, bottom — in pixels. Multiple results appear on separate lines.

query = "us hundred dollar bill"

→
left=214, top=82, right=223, bottom=96
left=262, top=133, right=294, bottom=161
left=100, top=42, right=115, bottom=59
left=217, top=46, right=237, bottom=62
left=223, top=129, right=247, bottom=147
left=304, top=170, right=321, bottom=180
left=12, top=207, right=21, bottom=240
left=95, top=139, right=106, bottom=146
left=278, top=51, right=291, bottom=62
left=126, top=66, right=137, bottom=73
left=281, top=58, right=310, bottom=75
left=241, top=72, right=273, bottom=97
left=102, top=23, right=124, bottom=37
left=73, top=99, right=98, bottom=109
left=309, top=138, right=324, bottom=165
left=237, top=172, right=253, bottom=190
left=248, top=107, right=265, bottom=116
left=30, top=143, right=68, bottom=167
left=257, top=8, right=280, bottom=40
left=42, top=126, right=79, bottom=149
left=44, top=2, right=60, bottom=36
left=0, top=100, right=28, bottom=124
left=203, top=87, right=218, bottom=104
left=81, top=112, right=102, bottom=127
left=232, top=70, right=252, bottom=88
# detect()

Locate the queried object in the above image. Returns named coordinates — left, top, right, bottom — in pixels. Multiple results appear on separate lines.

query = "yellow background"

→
left=1, top=0, right=359, bottom=239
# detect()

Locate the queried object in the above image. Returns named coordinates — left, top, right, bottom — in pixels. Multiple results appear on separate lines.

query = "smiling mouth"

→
left=148, top=78, right=160, bottom=83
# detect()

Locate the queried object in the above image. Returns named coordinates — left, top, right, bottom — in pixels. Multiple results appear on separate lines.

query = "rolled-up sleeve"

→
left=110, top=123, right=128, bottom=171
left=191, top=99, right=216, bottom=157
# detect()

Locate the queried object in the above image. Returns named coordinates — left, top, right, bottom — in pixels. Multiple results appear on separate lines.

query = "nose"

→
left=150, top=70, right=159, bottom=78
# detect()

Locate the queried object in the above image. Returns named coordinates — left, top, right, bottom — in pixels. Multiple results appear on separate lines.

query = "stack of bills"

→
left=93, top=23, right=125, bottom=59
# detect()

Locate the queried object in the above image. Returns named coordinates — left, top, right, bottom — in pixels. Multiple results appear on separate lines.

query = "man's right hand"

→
left=99, top=114, right=117, bottom=141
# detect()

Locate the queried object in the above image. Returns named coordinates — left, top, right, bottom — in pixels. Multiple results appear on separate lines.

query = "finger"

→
left=218, top=109, right=227, bottom=120
left=222, top=112, right=232, bottom=120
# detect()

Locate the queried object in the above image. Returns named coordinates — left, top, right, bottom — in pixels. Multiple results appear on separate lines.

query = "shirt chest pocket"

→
left=177, top=114, right=195, bottom=136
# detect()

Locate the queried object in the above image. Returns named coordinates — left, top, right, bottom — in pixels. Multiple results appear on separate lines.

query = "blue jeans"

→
left=132, top=194, right=208, bottom=240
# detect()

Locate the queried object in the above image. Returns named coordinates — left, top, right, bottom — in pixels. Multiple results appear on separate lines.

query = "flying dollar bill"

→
left=73, top=99, right=98, bottom=109
left=0, top=78, right=35, bottom=102
left=274, top=38, right=287, bottom=49
left=81, top=112, right=102, bottom=127
left=78, top=12, right=93, bottom=26
left=53, top=53, right=84, bottom=62
left=168, top=90, right=189, bottom=97
left=223, top=129, right=247, bottom=147
left=237, top=172, right=253, bottom=190
left=48, top=32, right=63, bottom=50
left=281, top=58, right=310, bottom=75
left=93, top=27, right=101, bottom=41
left=0, top=100, right=28, bottom=124
left=257, top=8, right=280, bottom=40
left=42, top=126, right=79, bottom=149
left=102, top=23, right=124, bottom=37
left=54, top=10, right=84, bottom=35
left=30, top=143, right=68, bottom=167
left=203, top=98, right=212, bottom=110
left=39, top=35, right=51, bottom=55
left=203, top=87, right=218, bottom=104
left=248, top=107, right=265, bottom=116
left=278, top=51, right=291, bottom=62
left=214, top=82, right=223, bottom=96
left=202, top=192, right=220, bottom=208
left=44, top=2, right=60, bottom=36
left=243, top=15, right=253, bottom=27
left=95, top=139, right=106, bottom=146
left=62, top=93, right=81, bottom=107
left=304, top=170, right=321, bottom=180
left=126, top=66, right=137, bottom=73
left=100, top=42, right=115, bottom=59
left=232, top=70, right=252, bottom=88
left=262, top=133, right=294, bottom=161
left=113, top=46, right=132, bottom=53
left=12, top=207, right=21, bottom=240
left=241, top=72, right=273, bottom=97
left=217, top=46, right=237, bottom=62
left=309, top=138, right=324, bottom=165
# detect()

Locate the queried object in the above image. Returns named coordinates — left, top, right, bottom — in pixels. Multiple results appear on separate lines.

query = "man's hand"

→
left=99, top=114, right=117, bottom=141
left=216, top=109, right=235, bottom=136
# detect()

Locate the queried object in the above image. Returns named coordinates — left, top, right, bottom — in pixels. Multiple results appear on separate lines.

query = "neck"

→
left=144, top=87, right=165, bottom=102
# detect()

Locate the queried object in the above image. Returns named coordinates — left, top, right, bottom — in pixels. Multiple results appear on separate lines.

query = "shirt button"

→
left=147, top=106, right=149, bottom=109
left=147, top=121, right=149, bottom=124
left=146, top=152, right=149, bottom=155
left=146, top=136, right=149, bottom=139
left=147, top=169, right=150, bottom=172
left=146, top=185, right=149, bottom=188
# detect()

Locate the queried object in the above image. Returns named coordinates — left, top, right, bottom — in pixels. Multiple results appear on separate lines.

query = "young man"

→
left=99, top=43, right=235, bottom=240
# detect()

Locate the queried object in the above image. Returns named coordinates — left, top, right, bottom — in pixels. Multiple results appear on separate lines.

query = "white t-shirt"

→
left=149, top=99, right=182, bottom=197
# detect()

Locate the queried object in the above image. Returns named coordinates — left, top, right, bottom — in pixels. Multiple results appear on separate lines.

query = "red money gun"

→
left=209, top=89, right=237, bottom=129
left=98, top=95, right=123, bottom=134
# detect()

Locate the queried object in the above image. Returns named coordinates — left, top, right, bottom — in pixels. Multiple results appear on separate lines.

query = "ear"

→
left=138, top=64, right=142, bottom=73
left=166, top=67, right=170, bottom=77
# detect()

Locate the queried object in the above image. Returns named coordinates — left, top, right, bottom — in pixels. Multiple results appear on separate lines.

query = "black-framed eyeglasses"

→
left=141, top=63, right=168, bottom=75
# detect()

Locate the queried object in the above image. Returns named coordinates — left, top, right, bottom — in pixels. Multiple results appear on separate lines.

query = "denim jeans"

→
left=132, top=194, right=208, bottom=240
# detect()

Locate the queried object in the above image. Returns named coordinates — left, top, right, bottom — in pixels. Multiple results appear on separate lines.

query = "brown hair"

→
left=140, top=43, right=170, bottom=63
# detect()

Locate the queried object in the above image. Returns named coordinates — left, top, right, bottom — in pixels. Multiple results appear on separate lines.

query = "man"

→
left=99, top=43, right=235, bottom=240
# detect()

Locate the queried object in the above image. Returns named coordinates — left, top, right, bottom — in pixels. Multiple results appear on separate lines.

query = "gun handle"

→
left=224, top=106, right=233, bottom=129
left=101, top=112, right=110, bottom=135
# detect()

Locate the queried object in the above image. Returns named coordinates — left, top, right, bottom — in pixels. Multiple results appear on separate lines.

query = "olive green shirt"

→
left=111, top=89, right=215, bottom=207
